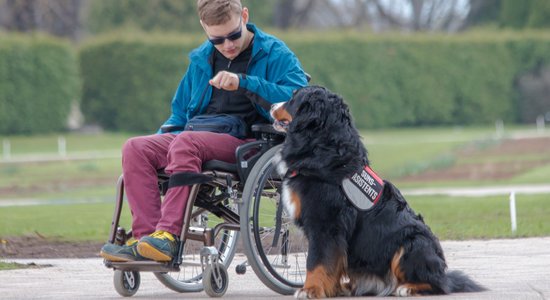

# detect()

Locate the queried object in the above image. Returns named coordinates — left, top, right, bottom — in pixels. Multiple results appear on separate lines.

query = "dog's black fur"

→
left=271, top=86, right=485, bottom=298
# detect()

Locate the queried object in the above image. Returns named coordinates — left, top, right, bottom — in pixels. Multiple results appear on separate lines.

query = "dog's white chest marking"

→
left=273, top=151, right=288, bottom=176
left=273, top=151, right=297, bottom=219
left=281, top=181, right=296, bottom=220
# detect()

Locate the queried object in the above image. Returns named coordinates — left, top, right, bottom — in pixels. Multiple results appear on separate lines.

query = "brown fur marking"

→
left=301, top=256, right=348, bottom=298
left=399, top=283, right=433, bottom=295
left=272, top=106, right=293, bottom=123
left=391, top=247, right=433, bottom=295
left=391, top=247, right=405, bottom=283
left=290, top=190, right=302, bottom=219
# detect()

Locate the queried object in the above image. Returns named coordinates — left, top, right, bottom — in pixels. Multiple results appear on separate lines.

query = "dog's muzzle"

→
left=270, top=102, right=290, bottom=132
left=272, top=119, right=289, bottom=132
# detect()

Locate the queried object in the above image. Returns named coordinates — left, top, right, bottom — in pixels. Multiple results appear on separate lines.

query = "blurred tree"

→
left=524, top=0, right=550, bottom=28
left=461, top=0, right=500, bottom=28
left=0, top=0, right=86, bottom=41
left=498, top=0, right=532, bottom=29
left=276, top=0, right=471, bottom=32
left=86, top=0, right=199, bottom=34
left=86, top=0, right=275, bottom=34
left=370, top=0, right=470, bottom=32
left=516, top=66, right=550, bottom=123
left=499, top=0, right=550, bottom=29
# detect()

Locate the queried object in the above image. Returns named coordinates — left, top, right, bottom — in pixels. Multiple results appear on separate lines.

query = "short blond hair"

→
left=197, top=0, right=242, bottom=26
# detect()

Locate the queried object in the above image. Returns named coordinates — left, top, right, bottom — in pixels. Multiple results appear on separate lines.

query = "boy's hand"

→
left=209, top=71, right=239, bottom=91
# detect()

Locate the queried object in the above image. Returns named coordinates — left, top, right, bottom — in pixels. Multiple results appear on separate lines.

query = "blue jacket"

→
left=158, top=23, right=308, bottom=133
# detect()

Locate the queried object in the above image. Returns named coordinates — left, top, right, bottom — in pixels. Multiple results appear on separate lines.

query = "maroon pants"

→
left=122, top=131, right=248, bottom=239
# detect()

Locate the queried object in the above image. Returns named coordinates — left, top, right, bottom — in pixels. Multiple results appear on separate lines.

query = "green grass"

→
left=0, top=261, right=32, bottom=271
left=1, top=132, right=132, bottom=155
left=408, top=194, right=550, bottom=240
left=1, top=125, right=549, bottom=242
left=0, top=193, right=548, bottom=242
left=362, top=126, right=501, bottom=180
left=0, top=203, right=132, bottom=241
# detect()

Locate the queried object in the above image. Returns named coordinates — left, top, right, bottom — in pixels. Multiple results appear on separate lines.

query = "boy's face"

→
left=202, top=9, right=249, bottom=60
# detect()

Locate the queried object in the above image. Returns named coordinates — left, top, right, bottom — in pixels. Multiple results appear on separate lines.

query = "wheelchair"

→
left=103, top=124, right=308, bottom=297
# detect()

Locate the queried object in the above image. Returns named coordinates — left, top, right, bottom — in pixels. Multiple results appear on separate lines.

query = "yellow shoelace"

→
left=150, top=230, right=175, bottom=242
left=125, top=237, right=138, bottom=246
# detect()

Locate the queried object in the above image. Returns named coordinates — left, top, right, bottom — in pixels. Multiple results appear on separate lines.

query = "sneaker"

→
left=137, top=230, right=178, bottom=262
left=100, top=238, right=147, bottom=262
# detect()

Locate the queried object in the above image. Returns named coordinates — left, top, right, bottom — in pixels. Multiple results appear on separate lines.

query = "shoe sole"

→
left=137, top=242, right=172, bottom=262
left=100, top=251, right=132, bottom=262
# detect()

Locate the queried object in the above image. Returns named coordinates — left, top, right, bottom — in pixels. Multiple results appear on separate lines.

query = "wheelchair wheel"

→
left=203, top=262, right=229, bottom=297
left=154, top=205, right=239, bottom=293
left=114, top=270, right=140, bottom=297
left=240, top=145, right=307, bottom=295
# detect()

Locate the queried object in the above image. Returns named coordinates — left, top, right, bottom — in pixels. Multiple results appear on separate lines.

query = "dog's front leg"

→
left=295, top=241, right=347, bottom=299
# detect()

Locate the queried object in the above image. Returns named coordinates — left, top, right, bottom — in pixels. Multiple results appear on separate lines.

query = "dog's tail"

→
left=446, top=270, right=486, bottom=293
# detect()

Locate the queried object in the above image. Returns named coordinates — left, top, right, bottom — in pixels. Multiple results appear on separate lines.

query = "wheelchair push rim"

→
left=240, top=145, right=307, bottom=295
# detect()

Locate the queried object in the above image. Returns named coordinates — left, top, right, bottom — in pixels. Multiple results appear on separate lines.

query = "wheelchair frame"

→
left=103, top=124, right=305, bottom=297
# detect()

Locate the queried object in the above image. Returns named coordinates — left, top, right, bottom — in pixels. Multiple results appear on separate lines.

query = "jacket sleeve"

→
left=238, top=46, right=308, bottom=111
left=156, top=67, right=193, bottom=134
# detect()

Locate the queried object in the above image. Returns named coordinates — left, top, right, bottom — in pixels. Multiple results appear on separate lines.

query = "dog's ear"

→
left=290, top=87, right=330, bottom=131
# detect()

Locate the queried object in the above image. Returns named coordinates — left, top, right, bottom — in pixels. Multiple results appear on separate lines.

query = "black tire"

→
left=239, top=145, right=307, bottom=295
left=203, top=263, right=229, bottom=297
left=154, top=207, right=239, bottom=292
left=113, top=270, right=140, bottom=297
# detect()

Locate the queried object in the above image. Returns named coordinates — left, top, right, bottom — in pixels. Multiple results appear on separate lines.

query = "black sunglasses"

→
left=207, top=19, right=243, bottom=45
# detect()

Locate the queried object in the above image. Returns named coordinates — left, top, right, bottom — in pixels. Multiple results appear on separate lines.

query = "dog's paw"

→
left=294, top=287, right=326, bottom=299
left=394, top=285, right=412, bottom=297
left=338, top=283, right=353, bottom=297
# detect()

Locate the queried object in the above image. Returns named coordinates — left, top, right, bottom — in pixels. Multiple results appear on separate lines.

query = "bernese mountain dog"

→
left=270, top=86, right=485, bottom=298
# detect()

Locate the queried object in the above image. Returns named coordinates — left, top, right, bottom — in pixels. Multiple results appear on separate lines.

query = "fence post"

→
left=58, top=136, right=67, bottom=157
left=2, top=139, right=10, bottom=160
left=536, top=115, right=545, bottom=133
left=509, top=191, right=517, bottom=234
left=495, top=119, right=504, bottom=139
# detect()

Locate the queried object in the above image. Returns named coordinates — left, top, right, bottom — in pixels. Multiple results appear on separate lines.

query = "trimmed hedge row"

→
left=79, top=35, right=199, bottom=132
left=6, top=32, right=550, bottom=134
left=79, top=32, right=550, bottom=131
left=0, top=34, right=80, bottom=135
left=288, top=36, right=519, bottom=128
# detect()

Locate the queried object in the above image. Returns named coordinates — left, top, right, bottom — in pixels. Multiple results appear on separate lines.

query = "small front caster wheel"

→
left=235, top=263, right=247, bottom=275
left=114, top=270, right=140, bottom=297
left=203, top=263, right=228, bottom=297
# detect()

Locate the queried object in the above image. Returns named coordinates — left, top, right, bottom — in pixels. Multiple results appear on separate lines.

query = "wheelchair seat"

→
left=202, top=160, right=237, bottom=174
left=157, top=123, right=284, bottom=195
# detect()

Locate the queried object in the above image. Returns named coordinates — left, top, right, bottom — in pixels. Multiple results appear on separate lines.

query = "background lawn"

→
left=1, top=125, right=549, bottom=242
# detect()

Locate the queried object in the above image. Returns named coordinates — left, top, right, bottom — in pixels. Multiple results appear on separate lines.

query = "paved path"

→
left=1, top=237, right=549, bottom=299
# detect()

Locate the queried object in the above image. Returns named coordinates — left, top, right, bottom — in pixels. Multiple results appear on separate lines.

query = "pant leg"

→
left=157, top=131, right=248, bottom=235
left=122, top=133, right=175, bottom=239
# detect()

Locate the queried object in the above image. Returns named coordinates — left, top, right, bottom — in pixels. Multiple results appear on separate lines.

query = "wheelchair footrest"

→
left=105, top=260, right=180, bottom=272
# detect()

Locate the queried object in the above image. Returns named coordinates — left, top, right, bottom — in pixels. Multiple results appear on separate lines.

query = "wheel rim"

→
left=250, top=158, right=307, bottom=288
left=155, top=206, right=239, bottom=292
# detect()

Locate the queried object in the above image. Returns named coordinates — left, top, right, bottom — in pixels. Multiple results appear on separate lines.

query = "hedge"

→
left=0, top=34, right=80, bottom=135
left=79, top=34, right=202, bottom=132
left=79, top=31, right=550, bottom=131
left=286, top=33, right=547, bottom=128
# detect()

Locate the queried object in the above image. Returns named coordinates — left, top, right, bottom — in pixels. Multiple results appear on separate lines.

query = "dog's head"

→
left=271, top=85, right=369, bottom=179
left=270, top=85, right=351, bottom=133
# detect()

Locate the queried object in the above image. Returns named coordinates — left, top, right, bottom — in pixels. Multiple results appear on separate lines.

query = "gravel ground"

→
left=1, top=237, right=549, bottom=299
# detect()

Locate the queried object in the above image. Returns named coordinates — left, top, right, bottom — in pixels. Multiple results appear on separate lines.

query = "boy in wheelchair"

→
left=100, top=0, right=308, bottom=263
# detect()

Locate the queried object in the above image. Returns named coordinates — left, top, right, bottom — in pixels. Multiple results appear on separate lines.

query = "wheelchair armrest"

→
left=160, top=124, right=186, bottom=133
left=251, top=123, right=285, bottom=136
